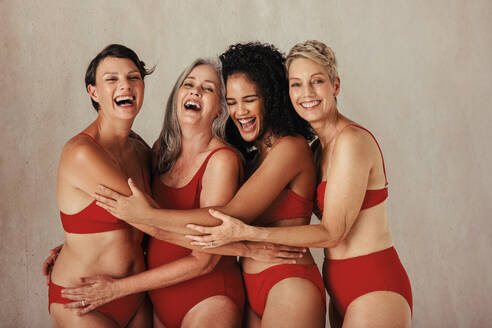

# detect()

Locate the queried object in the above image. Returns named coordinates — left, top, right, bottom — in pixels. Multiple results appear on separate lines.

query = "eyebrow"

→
left=103, top=70, right=140, bottom=76
left=185, top=76, right=217, bottom=85
left=226, top=94, right=258, bottom=100
left=289, top=72, right=326, bottom=80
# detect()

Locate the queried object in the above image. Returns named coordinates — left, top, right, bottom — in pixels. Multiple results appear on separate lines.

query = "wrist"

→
left=243, top=225, right=263, bottom=242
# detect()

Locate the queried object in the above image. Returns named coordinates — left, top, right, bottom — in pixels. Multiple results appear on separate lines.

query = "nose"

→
left=237, top=102, right=249, bottom=115
left=119, top=77, right=131, bottom=90
left=301, top=83, right=314, bottom=97
left=190, top=86, right=202, bottom=97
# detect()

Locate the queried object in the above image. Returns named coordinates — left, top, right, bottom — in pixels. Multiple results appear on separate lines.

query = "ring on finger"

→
left=82, top=300, right=86, bottom=307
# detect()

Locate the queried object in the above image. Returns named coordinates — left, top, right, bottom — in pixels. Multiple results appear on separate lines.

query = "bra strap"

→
left=339, top=124, right=388, bottom=185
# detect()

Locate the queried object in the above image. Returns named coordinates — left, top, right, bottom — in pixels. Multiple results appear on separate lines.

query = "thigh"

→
left=244, top=305, right=261, bottom=328
left=127, top=295, right=152, bottom=328
left=181, top=295, right=242, bottom=328
left=261, top=277, right=325, bottom=328
left=50, top=303, right=119, bottom=328
left=343, top=291, right=411, bottom=328
left=328, top=299, right=343, bottom=328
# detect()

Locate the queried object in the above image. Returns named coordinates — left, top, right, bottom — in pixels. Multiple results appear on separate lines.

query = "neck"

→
left=312, top=108, right=341, bottom=147
left=93, top=111, right=134, bottom=150
left=180, top=124, right=214, bottom=157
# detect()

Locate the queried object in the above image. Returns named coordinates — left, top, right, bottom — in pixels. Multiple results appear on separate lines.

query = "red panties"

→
left=243, top=264, right=326, bottom=317
left=323, top=246, right=412, bottom=316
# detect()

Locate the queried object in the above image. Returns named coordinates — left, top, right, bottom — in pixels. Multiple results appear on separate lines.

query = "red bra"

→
left=256, top=188, right=313, bottom=225
left=60, top=132, right=146, bottom=234
left=152, top=147, right=241, bottom=210
left=316, top=124, right=388, bottom=215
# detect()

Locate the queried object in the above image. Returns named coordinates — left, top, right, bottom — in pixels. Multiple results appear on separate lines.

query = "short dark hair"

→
left=219, top=42, right=314, bottom=158
left=85, top=44, right=154, bottom=111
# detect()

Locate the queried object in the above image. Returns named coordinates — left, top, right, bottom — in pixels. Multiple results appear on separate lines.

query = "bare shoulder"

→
left=333, top=125, right=375, bottom=161
left=206, top=145, right=241, bottom=174
left=271, top=134, right=312, bottom=159
left=60, top=134, right=105, bottom=166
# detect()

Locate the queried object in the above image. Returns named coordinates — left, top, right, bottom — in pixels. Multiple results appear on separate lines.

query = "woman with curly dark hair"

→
left=91, top=42, right=326, bottom=327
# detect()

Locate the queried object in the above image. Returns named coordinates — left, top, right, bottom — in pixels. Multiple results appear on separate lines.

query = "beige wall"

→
left=1, top=1, right=491, bottom=326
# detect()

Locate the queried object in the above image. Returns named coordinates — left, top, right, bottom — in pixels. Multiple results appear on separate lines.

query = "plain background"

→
left=1, top=1, right=491, bottom=327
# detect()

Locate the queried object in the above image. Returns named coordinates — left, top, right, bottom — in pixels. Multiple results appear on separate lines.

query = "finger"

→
left=189, top=241, right=209, bottom=246
left=128, top=178, right=143, bottom=196
left=275, top=251, right=305, bottom=259
left=185, top=224, right=213, bottom=234
left=96, top=185, right=121, bottom=199
left=61, top=291, right=85, bottom=301
left=92, top=193, right=117, bottom=208
left=51, top=244, right=63, bottom=253
left=273, top=258, right=298, bottom=264
left=207, top=208, right=228, bottom=221
left=78, top=302, right=99, bottom=315
left=64, top=300, right=85, bottom=309
left=184, top=234, right=214, bottom=243
left=273, top=245, right=307, bottom=253
left=203, top=241, right=226, bottom=249
left=95, top=201, right=116, bottom=213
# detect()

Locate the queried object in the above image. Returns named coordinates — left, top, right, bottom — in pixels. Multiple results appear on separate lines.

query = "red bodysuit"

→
left=317, top=124, right=412, bottom=316
left=242, top=188, right=326, bottom=317
left=147, top=147, right=245, bottom=328
left=48, top=132, right=145, bottom=327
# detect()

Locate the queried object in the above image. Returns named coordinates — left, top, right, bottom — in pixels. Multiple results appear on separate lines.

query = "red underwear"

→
left=48, top=280, right=144, bottom=327
left=323, top=246, right=412, bottom=316
left=243, top=264, right=326, bottom=317
left=148, top=256, right=245, bottom=328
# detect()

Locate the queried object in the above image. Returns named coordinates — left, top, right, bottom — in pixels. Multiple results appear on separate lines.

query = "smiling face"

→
left=225, top=73, right=265, bottom=143
left=87, top=56, right=144, bottom=120
left=288, top=57, right=340, bottom=124
left=176, top=64, right=221, bottom=129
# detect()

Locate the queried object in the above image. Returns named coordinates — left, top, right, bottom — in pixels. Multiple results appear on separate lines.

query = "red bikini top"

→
left=315, top=124, right=388, bottom=215
left=256, top=188, right=313, bottom=226
left=152, top=147, right=241, bottom=210
left=60, top=132, right=147, bottom=234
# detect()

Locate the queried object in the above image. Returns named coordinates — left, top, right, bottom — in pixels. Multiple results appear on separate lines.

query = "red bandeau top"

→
left=60, top=132, right=146, bottom=234
left=256, top=188, right=313, bottom=226
left=316, top=124, right=388, bottom=215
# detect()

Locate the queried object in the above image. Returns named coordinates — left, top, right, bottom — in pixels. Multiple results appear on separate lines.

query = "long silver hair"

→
left=155, top=58, right=229, bottom=174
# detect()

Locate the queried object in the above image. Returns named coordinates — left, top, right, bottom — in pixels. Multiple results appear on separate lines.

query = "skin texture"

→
left=50, top=64, right=307, bottom=328
left=49, top=56, right=152, bottom=328
left=188, top=56, right=412, bottom=327
left=92, top=61, right=326, bottom=326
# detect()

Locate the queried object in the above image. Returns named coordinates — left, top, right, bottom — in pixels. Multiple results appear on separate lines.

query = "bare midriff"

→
left=242, top=217, right=316, bottom=274
left=51, top=228, right=145, bottom=287
left=323, top=202, right=394, bottom=260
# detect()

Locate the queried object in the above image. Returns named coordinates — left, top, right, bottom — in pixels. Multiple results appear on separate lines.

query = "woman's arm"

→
left=187, top=128, right=374, bottom=248
left=61, top=147, right=240, bottom=313
left=94, top=136, right=313, bottom=234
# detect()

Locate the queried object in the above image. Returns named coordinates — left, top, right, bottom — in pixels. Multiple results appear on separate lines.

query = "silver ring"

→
left=82, top=300, right=86, bottom=307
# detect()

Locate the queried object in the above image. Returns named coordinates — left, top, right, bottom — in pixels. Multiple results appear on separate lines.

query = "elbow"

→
left=194, top=255, right=220, bottom=276
left=318, top=224, right=346, bottom=248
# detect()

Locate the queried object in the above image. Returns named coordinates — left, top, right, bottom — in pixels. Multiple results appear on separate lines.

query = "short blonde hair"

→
left=286, top=40, right=338, bottom=83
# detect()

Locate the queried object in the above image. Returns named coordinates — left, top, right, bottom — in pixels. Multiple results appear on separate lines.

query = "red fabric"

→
left=60, top=200, right=130, bottom=233
left=147, top=147, right=245, bottom=328
left=315, top=124, right=388, bottom=214
left=243, top=264, right=326, bottom=317
left=48, top=280, right=144, bottom=327
left=257, top=189, right=313, bottom=225
left=60, top=132, right=151, bottom=234
left=323, top=247, right=412, bottom=316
